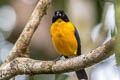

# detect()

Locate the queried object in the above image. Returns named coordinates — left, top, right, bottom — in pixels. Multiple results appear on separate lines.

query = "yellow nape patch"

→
left=50, top=18, right=78, bottom=56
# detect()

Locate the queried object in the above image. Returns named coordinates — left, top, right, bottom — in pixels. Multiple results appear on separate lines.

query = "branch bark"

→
left=0, top=38, right=115, bottom=80
left=4, top=0, right=52, bottom=62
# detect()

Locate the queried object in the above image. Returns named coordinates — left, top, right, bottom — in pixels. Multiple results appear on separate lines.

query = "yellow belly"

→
left=50, top=19, right=78, bottom=56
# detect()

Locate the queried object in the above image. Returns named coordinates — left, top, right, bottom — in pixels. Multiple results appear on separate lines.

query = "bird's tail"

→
left=75, top=69, right=88, bottom=80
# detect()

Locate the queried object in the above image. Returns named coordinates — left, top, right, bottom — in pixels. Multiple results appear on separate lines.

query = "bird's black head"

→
left=52, top=10, right=69, bottom=23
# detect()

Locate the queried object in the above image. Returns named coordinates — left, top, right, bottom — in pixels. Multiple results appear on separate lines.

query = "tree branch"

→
left=0, top=38, right=115, bottom=80
left=4, top=0, right=52, bottom=62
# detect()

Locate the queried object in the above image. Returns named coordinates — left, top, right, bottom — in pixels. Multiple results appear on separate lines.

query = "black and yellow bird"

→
left=50, top=10, right=88, bottom=80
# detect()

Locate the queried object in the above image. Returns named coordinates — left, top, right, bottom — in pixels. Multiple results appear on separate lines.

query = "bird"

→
left=50, top=10, right=88, bottom=80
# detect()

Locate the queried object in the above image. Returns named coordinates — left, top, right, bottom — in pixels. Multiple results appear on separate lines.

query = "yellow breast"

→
left=50, top=19, right=78, bottom=56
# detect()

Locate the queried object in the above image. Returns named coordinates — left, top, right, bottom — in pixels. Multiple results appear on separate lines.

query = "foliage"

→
left=115, top=0, right=120, bottom=66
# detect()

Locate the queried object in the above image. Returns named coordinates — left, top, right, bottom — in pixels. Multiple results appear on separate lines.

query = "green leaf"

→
left=115, top=1, right=120, bottom=66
